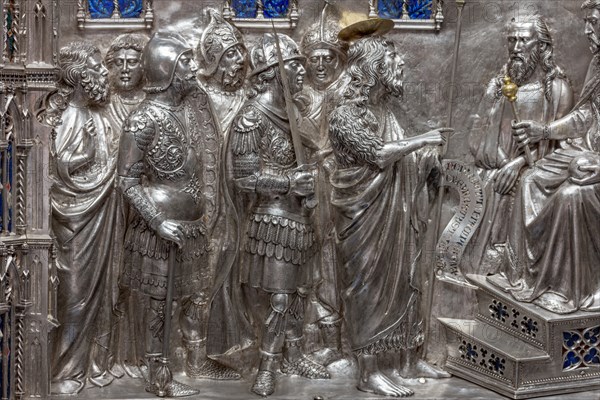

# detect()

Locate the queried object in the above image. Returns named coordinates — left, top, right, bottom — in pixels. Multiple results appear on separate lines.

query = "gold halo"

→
left=338, top=18, right=394, bottom=42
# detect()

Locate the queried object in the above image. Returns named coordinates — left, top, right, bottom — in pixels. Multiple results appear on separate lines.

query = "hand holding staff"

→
left=501, top=75, right=534, bottom=166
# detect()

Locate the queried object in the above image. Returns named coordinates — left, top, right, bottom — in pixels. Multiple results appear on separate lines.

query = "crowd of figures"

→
left=35, top=0, right=600, bottom=398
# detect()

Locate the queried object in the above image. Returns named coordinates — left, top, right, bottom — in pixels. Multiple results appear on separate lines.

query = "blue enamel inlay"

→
left=407, top=0, right=433, bottom=19
left=564, top=332, right=581, bottom=348
left=88, top=0, right=114, bottom=19
left=584, top=326, right=600, bottom=345
left=263, top=0, right=289, bottom=18
left=584, top=348, right=600, bottom=365
left=232, top=0, right=257, bottom=18
left=378, top=0, right=403, bottom=19
left=563, top=350, right=581, bottom=369
left=118, top=0, right=143, bottom=18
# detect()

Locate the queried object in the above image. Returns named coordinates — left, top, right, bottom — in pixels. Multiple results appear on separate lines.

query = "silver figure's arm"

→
left=547, top=102, right=593, bottom=140
left=116, top=112, right=164, bottom=230
left=231, top=107, right=313, bottom=197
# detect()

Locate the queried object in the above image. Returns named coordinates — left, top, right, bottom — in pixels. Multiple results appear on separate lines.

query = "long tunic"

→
left=51, top=104, right=121, bottom=384
left=493, top=59, right=600, bottom=314
left=466, top=76, right=573, bottom=275
left=329, top=101, right=431, bottom=353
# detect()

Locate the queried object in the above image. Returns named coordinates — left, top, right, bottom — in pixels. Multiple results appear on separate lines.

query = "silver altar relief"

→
left=2, top=1, right=600, bottom=400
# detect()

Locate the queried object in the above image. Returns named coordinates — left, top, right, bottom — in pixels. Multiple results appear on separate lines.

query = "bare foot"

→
left=50, top=379, right=85, bottom=395
left=357, top=371, right=414, bottom=397
left=402, top=359, right=450, bottom=379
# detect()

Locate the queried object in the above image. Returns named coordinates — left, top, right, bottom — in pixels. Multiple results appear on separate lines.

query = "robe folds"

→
left=330, top=105, right=432, bottom=353
left=466, top=75, right=573, bottom=275
left=51, top=104, right=122, bottom=385
left=491, top=58, right=600, bottom=314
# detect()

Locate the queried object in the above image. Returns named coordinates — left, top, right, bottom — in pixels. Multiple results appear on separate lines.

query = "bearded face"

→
left=213, top=44, right=247, bottom=92
left=81, top=52, right=109, bottom=105
left=584, top=9, right=600, bottom=55
left=380, top=45, right=404, bottom=98
left=172, top=51, right=199, bottom=95
left=507, top=23, right=540, bottom=86
left=109, top=48, right=144, bottom=93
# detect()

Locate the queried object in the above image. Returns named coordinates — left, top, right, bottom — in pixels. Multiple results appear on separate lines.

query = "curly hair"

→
left=247, top=65, right=277, bottom=98
left=38, top=42, right=100, bottom=127
left=582, top=0, right=600, bottom=10
left=105, top=33, right=148, bottom=68
left=341, top=36, right=392, bottom=105
left=328, top=103, right=383, bottom=168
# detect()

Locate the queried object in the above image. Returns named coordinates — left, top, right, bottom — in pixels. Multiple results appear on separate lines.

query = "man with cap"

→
left=296, top=5, right=348, bottom=366
left=229, top=32, right=330, bottom=396
left=196, top=8, right=248, bottom=136
left=117, top=31, right=240, bottom=397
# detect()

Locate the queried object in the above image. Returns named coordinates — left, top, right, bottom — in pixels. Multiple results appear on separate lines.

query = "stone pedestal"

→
left=440, top=274, right=600, bottom=399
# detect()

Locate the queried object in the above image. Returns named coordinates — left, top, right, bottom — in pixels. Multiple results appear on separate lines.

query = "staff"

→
left=424, top=0, right=468, bottom=359
left=502, top=75, right=534, bottom=166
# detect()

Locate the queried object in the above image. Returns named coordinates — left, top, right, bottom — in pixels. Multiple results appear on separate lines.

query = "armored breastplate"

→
left=144, top=105, right=192, bottom=181
left=259, top=110, right=297, bottom=173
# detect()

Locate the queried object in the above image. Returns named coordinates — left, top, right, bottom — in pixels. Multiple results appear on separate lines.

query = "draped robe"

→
left=51, top=104, right=121, bottom=386
left=330, top=102, right=432, bottom=352
left=466, top=75, right=573, bottom=275
left=490, top=58, right=600, bottom=314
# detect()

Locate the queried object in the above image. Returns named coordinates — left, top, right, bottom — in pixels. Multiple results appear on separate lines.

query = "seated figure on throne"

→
left=466, top=16, right=573, bottom=275
left=489, top=0, right=600, bottom=314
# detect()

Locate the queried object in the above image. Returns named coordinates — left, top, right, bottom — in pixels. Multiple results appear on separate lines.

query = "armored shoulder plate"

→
left=124, top=109, right=157, bottom=153
left=232, top=104, right=263, bottom=155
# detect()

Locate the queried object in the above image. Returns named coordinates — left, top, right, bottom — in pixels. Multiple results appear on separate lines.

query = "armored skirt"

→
left=241, top=210, right=314, bottom=293
left=121, top=213, right=212, bottom=299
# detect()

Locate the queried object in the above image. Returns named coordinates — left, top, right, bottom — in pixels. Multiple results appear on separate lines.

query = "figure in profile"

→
left=39, top=41, right=120, bottom=395
left=117, top=32, right=240, bottom=397
left=328, top=34, right=451, bottom=397
left=196, top=8, right=248, bottom=135
left=229, top=33, right=330, bottom=397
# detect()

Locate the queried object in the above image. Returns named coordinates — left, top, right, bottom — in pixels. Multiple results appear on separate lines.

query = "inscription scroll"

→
left=435, top=159, right=485, bottom=287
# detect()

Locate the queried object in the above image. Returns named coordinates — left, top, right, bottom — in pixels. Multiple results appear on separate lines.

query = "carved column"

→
left=2, top=0, right=8, bottom=62
left=16, top=139, right=32, bottom=235
left=368, top=0, right=378, bottom=18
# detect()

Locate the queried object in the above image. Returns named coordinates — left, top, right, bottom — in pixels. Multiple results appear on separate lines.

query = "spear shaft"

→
left=423, top=0, right=467, bottom=360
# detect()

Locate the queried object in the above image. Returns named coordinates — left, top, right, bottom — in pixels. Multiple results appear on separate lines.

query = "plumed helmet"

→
left=142, top=31, right=193, bottom=93
left=249, top=33, right=304, bottom=77
left=197, top=8, right=245, bottom=76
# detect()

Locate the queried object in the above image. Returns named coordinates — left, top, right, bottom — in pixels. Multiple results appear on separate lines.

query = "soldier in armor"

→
left=40, top=41, right=119, bottom=396
left=117, top=32, right=240, bottom=397
left=196, top=8, right=248, bottom=135
left=229, top=33, right=330, bottom=397
left=296, top=5, right=348, bottom=366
